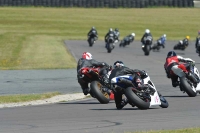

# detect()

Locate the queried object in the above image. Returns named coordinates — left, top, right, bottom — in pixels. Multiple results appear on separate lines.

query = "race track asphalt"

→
left=0, top=40, right=200, bottom=133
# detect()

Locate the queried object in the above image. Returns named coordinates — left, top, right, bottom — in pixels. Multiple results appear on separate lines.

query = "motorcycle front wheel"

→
left=124, top=87, right=150, bottom=109
left=180, top=77, right=197, bottom=97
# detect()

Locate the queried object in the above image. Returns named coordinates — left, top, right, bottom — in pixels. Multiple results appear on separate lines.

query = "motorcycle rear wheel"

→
left=180, top=77, right=197, bottom=97
left=90, top=81, right=110, bottom=104
left=124, top=87, right=150, bottom=109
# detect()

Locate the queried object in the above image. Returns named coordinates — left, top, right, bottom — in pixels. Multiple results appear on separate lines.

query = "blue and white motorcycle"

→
left=111, top=72, right=168, bottom=109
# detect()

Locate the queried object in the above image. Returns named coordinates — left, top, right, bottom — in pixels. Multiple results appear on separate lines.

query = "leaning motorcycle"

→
left=171, top=62, right=200, bottom=97
left=79, top=66, right=114, bottom=104
left=119, top=37, right=129, bottom=47
left=105, top=33, right=116, bottom=53
left=110, top=72, right=169, bottom=109
left=88, top=32, right=98, bottom=47
left=142, top=36, right=153, bottom=56
left=151, top=39, right=163, bottom=51
left=173, top=40, right=187, bottom=50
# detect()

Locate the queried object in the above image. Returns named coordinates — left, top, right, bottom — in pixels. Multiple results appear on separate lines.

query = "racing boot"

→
left=172, top=81, right=179, bottom=88
left=82, top=88, right=90, bottom=95
left=117, top=98, right=128, bottom=110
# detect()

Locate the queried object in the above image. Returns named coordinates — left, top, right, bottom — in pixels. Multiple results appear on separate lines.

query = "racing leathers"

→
left=195, top=36, right=200, bottom=55
left=164, top=55, right=195, bottom=88
left=87, top=29, right=98, bottom=42
left=108, top=66, right=148, bottom=109
left=105, top=31, right=117, bottom=48
left=114, top=30, right=120, bottom=42
left=77, top=58, right=109, bottom=95
left=141, top=33, right=153, bottom=45
left=158, top=36, right=166, bottom=48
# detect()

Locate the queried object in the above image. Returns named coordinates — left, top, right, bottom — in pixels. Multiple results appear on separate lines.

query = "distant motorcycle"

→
left=196, top=37, right=200, bottom=56
left=142, top=36, right=153, bottom=56
left=79, top=66, right=114, bottom=103
left=151, top=39, right=164, bottom=51
left=110, top=72, right=169, bottom=109
left=106, top=33, right=116, bottom=53
left=88, top=31, right=98, bottom=47
left=174, top=40, right=188, bottom=50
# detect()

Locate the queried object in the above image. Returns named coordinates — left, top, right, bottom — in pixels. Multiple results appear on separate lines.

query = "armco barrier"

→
left=0, top=0, right=194, bottom=8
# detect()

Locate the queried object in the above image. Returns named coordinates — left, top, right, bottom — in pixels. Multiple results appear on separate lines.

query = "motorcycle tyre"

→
left=124, top=87, right=150, bottom=109
left=180, top=77, right=197, bottom=97
left=157, top=91, right=169, bottom=108
left=144, top=45, right=150, bottom=56
left=89, top=38, right=94, bottom=47
left=90, top=81, right=110, bottom=104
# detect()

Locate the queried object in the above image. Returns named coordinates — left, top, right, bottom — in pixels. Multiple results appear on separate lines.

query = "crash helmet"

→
left=198, top=30, right=200, bottom=35
left=131, top=33, right=135, bottom=37
left=113, top=61, right=124, bottom=68
left=145, top=29, right=150, bottom=34
left=186, top=36, right=190, bottom=40
left=163, top=34, right=166, bottom=38
left=109, top=28, right=113, bottom=32
left=82, top=52, right=92, bottom=60
left=115, top=28, right=119, bottom=32
left=167, top=51, right=177, bottom=58
left=91, top=26, right=95, bottom=30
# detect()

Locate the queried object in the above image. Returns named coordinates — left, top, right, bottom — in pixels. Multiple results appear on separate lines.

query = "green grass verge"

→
left=130, top=127, right=200, bottom=133
left=0, top=7, right=199, bottom=69
left=0, top=92, right=60, bottom=103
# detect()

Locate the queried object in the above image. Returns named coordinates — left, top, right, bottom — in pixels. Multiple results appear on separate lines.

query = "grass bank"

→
left=0, top=7, right=199, bottom=69
left=0, top=92, right=60, bottom=103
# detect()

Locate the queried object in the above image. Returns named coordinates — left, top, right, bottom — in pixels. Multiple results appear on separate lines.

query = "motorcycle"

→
left=110, top=72, right=169, bottom=109
left=79, top=66, right=114, bottom=104
left=196, top=37, right=200, bottom=56
left=174, top=40, right=187, bottom=50
left=142, top=36, right=153, bottom=56
left=119, top=37, right=130, bottom=47
left=171, top=62, right=200, bottom=97
left=106, top=33, right=116, bottom=53
left=151, top=39, right=164, bottom=51
left=88, top=31, right=98, bottom=47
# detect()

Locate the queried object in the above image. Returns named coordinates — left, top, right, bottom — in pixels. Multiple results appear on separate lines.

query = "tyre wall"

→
left=0, top=0, right=194, bottom=7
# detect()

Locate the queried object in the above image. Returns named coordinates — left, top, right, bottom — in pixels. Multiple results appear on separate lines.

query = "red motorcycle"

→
left=79, top=66, right=114, bottom=104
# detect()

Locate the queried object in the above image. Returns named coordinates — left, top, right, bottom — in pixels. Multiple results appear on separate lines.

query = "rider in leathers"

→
left=109, top=61, right=148, bottom=110
left=87, top=27, right=98, bottom=42
left=141, top=29, right=153, bottom=47
left=77, top=52, right=110, bottom=95
left=164, top=51, right=196, bottom=88
left=195, top=30, right=200, bottom=55
left=104, top=28, right=117, bottom=48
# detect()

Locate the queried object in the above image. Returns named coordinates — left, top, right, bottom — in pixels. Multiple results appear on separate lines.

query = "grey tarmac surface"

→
left=0, top=40, right=200, bottom=133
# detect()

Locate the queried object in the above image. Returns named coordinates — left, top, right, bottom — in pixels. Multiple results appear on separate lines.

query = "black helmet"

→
left=113, top=61, right=124, bottom=68
left=167, top=51, right=177, bottom=57
left=115, top=28, right=118, bottom=32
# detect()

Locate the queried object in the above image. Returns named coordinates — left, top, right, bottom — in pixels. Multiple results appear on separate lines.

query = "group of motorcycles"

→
left=78, top=65, right=170, bottom=110
left=79, top=59, right=200, bottom=110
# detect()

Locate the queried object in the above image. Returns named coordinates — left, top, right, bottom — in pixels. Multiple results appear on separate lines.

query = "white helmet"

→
left=163, top=34, right=166, bottom=37
left=82, top=52, right=92, bottom=60
left=179, top=40, right=183, bottom=45
left=131, top=33, right=135, bottom=37
left=145, top=29, right=150, bottom=34
left=109, top=28, right=113, bottom=32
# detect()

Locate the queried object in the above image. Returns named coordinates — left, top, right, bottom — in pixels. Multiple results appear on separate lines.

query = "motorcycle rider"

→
left=195, top=30, right=200, bottom=55
left=120, top=33, right=135, bottom=47
left=164, top=51, right=196, bottom=88
left=114, top=28, right=120, bottom=42
left=109, top=61, right=149, bottom=110
left=158, top=34, right=167, bottom=48
left=77, top=52, right=110, bottom=95
left=141, top=29, right=153, bottom=47
left=178, top=36, right=190, bottom=48
left=87, top=26, right=98, bottom=43
left=104, top=28, right=117, bottom=48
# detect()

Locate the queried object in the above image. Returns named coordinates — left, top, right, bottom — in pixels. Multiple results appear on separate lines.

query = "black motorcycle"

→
left=142, top=36, right=153, bottom=56
left=88, top=31, right=98, bottom=47
left=174, top=40, right=187, bottom=50
left=196, top=38, right=200, bottom=56
left=106, top=34, right=115, bottom=53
